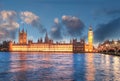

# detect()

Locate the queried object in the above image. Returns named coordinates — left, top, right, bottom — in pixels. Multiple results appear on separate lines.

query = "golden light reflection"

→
left=10, top=52, right=73, bottom=55
left=85, top=53, right=95, bottom=81
left=104, top=55, right=111, bottom=81
left=113, top=57, right=120, bottom=81
left=9, top=53, right=27, bottom=72
left=101, top=55, right=120, bottom=81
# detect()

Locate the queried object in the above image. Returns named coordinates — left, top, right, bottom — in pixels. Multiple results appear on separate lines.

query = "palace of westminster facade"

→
left=9, top=27, right=94, bottom=52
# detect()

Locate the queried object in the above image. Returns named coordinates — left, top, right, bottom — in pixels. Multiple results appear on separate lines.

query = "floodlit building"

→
left=73, top=39, right=85, bottom=53
left=9, top=29, right=73, bottom=52
left=8, top=27, right=93, bottom=53
left=85, top=26, right=94, bottom=52
left=19, top=29, right=27, bottom=44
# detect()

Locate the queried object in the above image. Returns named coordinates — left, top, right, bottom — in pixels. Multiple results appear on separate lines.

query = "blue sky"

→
left=0, top=0, right=120, bottom=43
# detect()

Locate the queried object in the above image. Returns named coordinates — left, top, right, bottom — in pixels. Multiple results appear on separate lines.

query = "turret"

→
left=22, top=28, right=24, bottom=33
left=89, top=26, right=92, bottom=31
left=40, top=38, right=43, bottom=43
left=19, top=28, right=27, bottom=44
left=45, top=32, right=49, bottom=43
left=9, top=41, right=13, bottom=51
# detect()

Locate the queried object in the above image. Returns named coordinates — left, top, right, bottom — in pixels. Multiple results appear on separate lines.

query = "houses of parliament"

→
left=9, top=27, right=94, bottom=52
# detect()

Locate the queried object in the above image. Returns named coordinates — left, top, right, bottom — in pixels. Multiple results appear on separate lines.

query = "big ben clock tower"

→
left=88, top=26, right=93, bottom=52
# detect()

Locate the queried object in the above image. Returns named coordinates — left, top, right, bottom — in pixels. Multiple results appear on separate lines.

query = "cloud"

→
left=0, top=11, right=86, bottom=41
left=94, top=17, right=120, bottom=42
left=93, top=8, right=120, bottom=17
left=20, top=11, right=46, bottom=33
left=104, top=9, right=120, bottom=15
left=54, top=18, right=59, bottom=24
left=62, top=15, right=85, bottom=37
left=50, top=18, right=63, bottom=40
left=0, top=10, right=19, bottom=41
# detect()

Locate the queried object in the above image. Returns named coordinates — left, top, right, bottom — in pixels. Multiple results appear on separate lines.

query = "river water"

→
left=0, top=52, right=120, bottom=81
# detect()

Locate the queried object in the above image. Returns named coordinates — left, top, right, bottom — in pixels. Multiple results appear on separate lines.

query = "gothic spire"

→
left=89, top=25, right=92, bottom=31
left=22, top=28, right=24, bottom=33
left=45, top=32, right=49, bottom=43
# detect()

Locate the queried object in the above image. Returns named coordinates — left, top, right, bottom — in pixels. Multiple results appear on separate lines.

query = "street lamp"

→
left=114, top=41, right=118, bottom=45
left=114, top=41, right=118, bottom=54
left=105, top=44, right=109, bottom=53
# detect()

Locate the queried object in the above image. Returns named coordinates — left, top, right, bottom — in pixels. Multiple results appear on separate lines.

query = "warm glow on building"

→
left=9, top=29, right=73, bottom=52
left=88, top=27, right=93, bottom=46
left=19, top=29, right=27, bottom=44
left=9, top=43, right=73, bottom=52
left=8, top=28, right=90, bottom=53
left=85, top=26, right=94, bottom=52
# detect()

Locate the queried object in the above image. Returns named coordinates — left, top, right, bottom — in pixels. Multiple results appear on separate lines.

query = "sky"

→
left=0, top=0, right=120, bottom=44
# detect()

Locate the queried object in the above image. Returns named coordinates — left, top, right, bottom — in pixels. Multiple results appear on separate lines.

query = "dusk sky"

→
left=0, top=0, right=120, bottom=44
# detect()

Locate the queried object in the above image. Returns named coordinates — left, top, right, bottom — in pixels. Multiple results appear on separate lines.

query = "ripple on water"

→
left=0, top=52, right=120, bottom=81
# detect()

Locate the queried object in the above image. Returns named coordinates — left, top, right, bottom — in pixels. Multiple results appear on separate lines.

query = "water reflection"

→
left=9, top=52, right=74, bottom=81
left=85, top=53, right=95, bottom=81
left=73, top=53, right=86, bottom=81
left=9, top=53, right=28, bottom=81
left=0, top=52, right=120, bottom=81
left=0, top=52, right=11, bottom=81
left=112, top=57, right=120, bottom=81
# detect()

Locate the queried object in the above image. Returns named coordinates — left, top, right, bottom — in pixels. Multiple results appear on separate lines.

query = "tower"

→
left=88, top=26, right=93, bottom=52
left=19, top=28, right=27, bottom=44
left=45, top=32, right=49, bottom=43
left=9, top=41, right=13, bottom=51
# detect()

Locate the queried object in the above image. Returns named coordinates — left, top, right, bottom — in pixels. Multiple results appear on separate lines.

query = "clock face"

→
left=89, top=38, right=93, bottom=43
left=89, top=32, right=93, bottom=35
left=88, top=31, right=93, bottom=43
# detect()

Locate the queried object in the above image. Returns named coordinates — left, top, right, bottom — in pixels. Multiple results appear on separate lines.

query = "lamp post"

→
left=105, top=44, right=109, bottom=54
left=114, top=41, right=118, bottom=54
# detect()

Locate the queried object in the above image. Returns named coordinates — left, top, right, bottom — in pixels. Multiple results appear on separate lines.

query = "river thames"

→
left=0, top=52, right=120, bottom=81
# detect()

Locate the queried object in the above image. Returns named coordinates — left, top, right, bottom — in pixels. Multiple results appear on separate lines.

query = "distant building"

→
left=9, top=29, right=73, bottom=52
left=19, top=29, right=27, bottom=44
left=85, top=26, right=94, bottom=52
left=44, top=32, right=49, bottom=43
left=8, top=27, right=92, bottom=53
left=0, top=41, right=9, bottom=51
left=73, top=39, right=85, bottom=53
left=97, top=39, right=120, bottom=53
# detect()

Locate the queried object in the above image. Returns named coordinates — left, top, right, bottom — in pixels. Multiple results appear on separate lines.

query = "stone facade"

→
left=8, top=28, right=92, bottom=52
left=9, top=29, right=73, bottom=52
